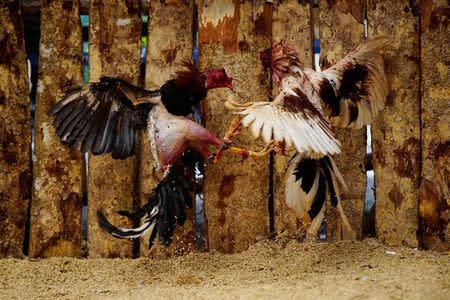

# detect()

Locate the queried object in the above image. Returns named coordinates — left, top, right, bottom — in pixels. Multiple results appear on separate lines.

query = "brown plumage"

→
left=225, top=38, right=389, bottom=237
left=305, top=37, right=389, bottom=129
left=277, top=38, right=388, bottom=236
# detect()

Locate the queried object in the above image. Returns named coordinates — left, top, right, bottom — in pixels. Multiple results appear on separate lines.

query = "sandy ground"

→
left=0, top=238, right=449, bottom=299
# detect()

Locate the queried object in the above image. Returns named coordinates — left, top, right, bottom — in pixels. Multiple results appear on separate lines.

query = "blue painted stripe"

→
left=313, top=39, right=320, bottom=54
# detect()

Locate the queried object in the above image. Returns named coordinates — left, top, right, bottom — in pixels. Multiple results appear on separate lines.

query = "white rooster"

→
left=224, top=38, right=389, bottom=236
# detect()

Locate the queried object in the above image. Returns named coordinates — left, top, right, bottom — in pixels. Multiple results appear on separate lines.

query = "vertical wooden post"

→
left=320, top=1, right=366, bottom=240
left=368, top=0, right=421, bottom=247
left=0, top=1, right=31, bottom=258
left=419, top=0, right=449, bottom=251
left=272, top=0, right=312, bottom=236
left=88, top=0, right=141, bottom=258
left=198, top=0, right=271, bottom=253
left=140, top=0, right=196, bottom=258
left=30, top=0, right=83, bottom=257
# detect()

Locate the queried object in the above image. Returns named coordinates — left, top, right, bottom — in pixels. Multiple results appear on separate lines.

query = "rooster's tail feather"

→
left=285, top=154, right=354, bottom=236
left=97, top=165, right=193, bottom=248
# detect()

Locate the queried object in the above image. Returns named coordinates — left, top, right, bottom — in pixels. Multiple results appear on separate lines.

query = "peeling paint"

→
left=36, top=80, right=44, bottom=93
left=34, top=177, right=44, bottom=191
left=41, top=45, right=55, bottom=58
left=199, top=0, right=239, bottom=54
left=201, top=0, right=235, bottom=27
left=41, top=122, right=52, bottom=146
left=116, top=18, right=131, bottom=26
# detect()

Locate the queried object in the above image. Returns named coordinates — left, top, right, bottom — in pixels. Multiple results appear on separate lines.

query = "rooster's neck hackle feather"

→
left=260, top=39, right=302, bottom=85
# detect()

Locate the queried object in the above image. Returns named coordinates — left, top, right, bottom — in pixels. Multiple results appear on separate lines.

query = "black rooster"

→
left=49, top=62, right=233, bottom=247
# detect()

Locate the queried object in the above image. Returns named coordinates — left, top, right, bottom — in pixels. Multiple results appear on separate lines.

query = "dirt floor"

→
left=0, top=238, right=449, bottom=299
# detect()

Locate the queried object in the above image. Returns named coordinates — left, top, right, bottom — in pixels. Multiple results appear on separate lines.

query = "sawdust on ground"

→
left=0, top=238, right=449, bottom=299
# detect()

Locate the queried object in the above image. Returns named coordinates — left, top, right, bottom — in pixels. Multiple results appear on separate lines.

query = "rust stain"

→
left=0, top=33, right=15, bottom=64
left=429, top=7, right=450, bottom=31
left=61, top=192, right=82, bottom=239
left=124, top=0, right=140, bottom=15
left=62, top=0, right=74, bottom=10
left=218, top=212, right=226, bottom=226
left=419, top=179, right=441, bottom=228
left=0, top=129, right=18, bottom=165
left=238, top=39, right=250, bottom=51
left=388, top=184, right=404, bottom=209
left=199, top=0, right=240, bottom=54
left=0, top=90, right=5, bottom=105
left=392, top=137, right=421, bottom=181
left=373, top=139, right=386, bottom=167
left=218, top=174, right=236, bottom=199
left=254, top=2, right=272, bottom=36
left=433, top=141, right=450, bottom=160
left=327, top=0, right=364, bottom=23
left=19, top=170, right=31, bottom=200
left=44, top=159, right=66, bottom=178
left=161, top=45, right=181, bottom=64
left=421, top=0, right=432, bottom=30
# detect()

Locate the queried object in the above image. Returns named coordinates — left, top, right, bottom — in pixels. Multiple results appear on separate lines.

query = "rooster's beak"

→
left=226, top=78, right=234, bottom=91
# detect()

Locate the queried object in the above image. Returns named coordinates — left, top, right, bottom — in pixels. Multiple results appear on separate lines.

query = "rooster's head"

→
left=201, top=68, right=233, bottom=91
left=175, top=61, right=233, bottom=92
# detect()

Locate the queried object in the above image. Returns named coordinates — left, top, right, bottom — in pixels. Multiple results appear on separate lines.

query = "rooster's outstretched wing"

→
left=309, top=37, right=389, bottom=129
left=49, top=77, right=159, bottom=159
left=226, top=82, right=341, bottom=156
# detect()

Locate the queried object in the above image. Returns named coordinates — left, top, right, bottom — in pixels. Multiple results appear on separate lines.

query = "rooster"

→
left=223, top=38, right=389, bottom=236
left=49, top=62, right=233, bottom=247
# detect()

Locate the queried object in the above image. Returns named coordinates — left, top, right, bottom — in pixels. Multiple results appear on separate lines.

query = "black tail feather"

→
left=96, top=164, right=193, bottom=248
left=308, top=175, right=327, bottom=219
left=97, top=210, right=156, bottom=239
left=291, top=155, right=341, bottom=219
left=321, top=156, right=338, bottom=208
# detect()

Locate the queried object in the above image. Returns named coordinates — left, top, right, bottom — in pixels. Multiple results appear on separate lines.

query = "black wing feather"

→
left=49, top=76, right=158, bottom=159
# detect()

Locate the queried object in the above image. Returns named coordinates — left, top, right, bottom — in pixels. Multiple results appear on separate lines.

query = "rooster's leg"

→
left=221, top=142, right=275, bottom=161
left=223, top=116, right=242, bottom=144
left=211, top=117, right=243, bottom=163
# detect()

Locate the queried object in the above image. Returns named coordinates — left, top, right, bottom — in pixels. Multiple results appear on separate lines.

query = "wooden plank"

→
left=368, top=0, right=421, bottom=247
left=272, top=0, right=312, bottom=237
left=198, top=0, right=271, bottom=253
left=30, top=0, right=83, bottom=257
left=140, top=0, right=196, bottom=258
left=320, top=0, right=365, bottom=241
left=0, top=1, right=31, bottom=258
left=22, top=0, right=89, bottom=15
left=88, top=0, right=141, bottom=258
left=419, top=0, right=449, bottom=251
